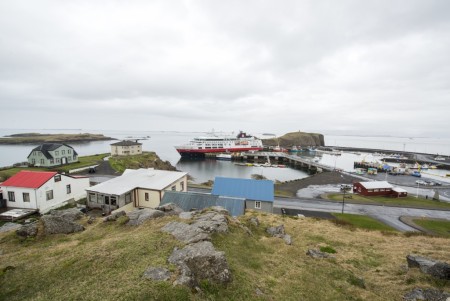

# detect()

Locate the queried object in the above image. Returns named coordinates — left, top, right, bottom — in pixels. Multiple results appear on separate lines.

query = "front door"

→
left=62, top=157, right=67, bottom=165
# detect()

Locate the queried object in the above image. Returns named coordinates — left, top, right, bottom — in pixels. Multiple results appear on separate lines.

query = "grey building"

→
left=27, top=143, right=78, bottom=167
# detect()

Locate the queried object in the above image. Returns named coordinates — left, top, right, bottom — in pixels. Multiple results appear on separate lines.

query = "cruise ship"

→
left=175, top=131, right=263, bottom=158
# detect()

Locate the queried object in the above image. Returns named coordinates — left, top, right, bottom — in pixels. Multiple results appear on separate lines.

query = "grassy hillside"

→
left=262, top=131, right=325, bottom=147
left=109, top=152, right=176, bottom=173
left=1, top=212, right=448, bottom=300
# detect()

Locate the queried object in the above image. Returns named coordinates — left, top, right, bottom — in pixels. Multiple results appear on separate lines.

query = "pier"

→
left=236, top=152, right=334, bottom=173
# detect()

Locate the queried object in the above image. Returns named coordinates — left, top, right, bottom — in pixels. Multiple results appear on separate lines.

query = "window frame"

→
left=46, top=190, right=54, bottom=201
left=255, top=201, right=261, bottom=209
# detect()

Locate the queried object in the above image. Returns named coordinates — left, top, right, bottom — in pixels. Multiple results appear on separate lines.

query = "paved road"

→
left=274, top=198, right=450, bottom=232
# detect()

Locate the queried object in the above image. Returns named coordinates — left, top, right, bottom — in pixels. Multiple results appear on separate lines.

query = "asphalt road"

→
left=274, top=198, right=450, bottom=232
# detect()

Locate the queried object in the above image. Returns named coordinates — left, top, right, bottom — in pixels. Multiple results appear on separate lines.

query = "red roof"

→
left=2, top=170, right=58, bottom=189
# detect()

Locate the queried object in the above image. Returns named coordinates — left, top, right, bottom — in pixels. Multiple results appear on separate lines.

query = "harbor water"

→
left=1, top=129, right=449, bottom=184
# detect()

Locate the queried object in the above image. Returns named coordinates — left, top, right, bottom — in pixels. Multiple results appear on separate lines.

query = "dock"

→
left=236, top=152, right=334, bottom=173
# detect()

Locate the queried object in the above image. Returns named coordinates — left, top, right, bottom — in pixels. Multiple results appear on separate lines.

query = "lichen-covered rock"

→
left=406, top=254, right=450, bottom=280
left=208, top=206, right=229, bottom=215
left=283, top=234, right=292, bottom=245
left=403, top=288, right=450, bottom=301
left=179, top=211, right=196, bottom=220
left=306, top=249, right=334, bottom=259
left=127, top=209, right=165, bottom=226
left=156, top=203, right=184, bottom=216
left=0, top=222, right=22, bottom=233
left=168, top=241, right=231, bottom=287
left=191, top=212, right=228, bottom=233
left=49, top=208, right=84, bottom=222
left=249, top=217, right=259, bottom=227
left=16, top=222, right=38, bottom=238
left=266, top=225, right=285, bottom=238
left=103, top=211, right=126, bottom=222
left=41, top=215, right=84, bottom=234
left=161, top=222, right=210, bottom=244
left=143, top=267, right=171, bottom=281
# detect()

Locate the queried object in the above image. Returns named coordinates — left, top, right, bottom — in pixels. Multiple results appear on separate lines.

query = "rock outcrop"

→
left=103, top=211, right=126, bottom=222
left=168, top=241, right=231, bottom=287
left=406, top=254, right=450, bottom=280
left=155, top=203, right=184, bottom=216
left=403, top=288, right=450, bottom=301
left=41, top=208, right=85, bottom=234
left=262, top=131, right=325, bottom=148
left=266, top=224, right=292, bottom=245
left=0, top=222, right=22, bottom=233
left=16, top=222, right=38, bottom=238
left=306, top=249, right=335, bottom=259
left=127, top=209, right=165, bottom=226
left=142, top=267, right=172, bottom=281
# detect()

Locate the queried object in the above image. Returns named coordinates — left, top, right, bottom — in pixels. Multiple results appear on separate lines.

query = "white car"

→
left=415, top=180, right=427, bottom=185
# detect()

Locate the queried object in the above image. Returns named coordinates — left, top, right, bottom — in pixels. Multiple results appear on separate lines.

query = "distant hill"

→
left=262, top=131, right=325, bottom=147
left=0, top=133, right=115, bottom=144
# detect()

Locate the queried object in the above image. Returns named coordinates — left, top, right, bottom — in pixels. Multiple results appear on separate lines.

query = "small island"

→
left=262, top=131, right=325, bottom=147
left=0, top=133, right=115, bottom=144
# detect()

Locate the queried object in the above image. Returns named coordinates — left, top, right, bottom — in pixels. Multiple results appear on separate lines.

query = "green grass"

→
left=1, top=212, right=448, bottom=300
left=412, top=219, right=450, bottom=238
left=108, top=152, right=175, bottom=173
left=332, top=213, right=397, bottom=232
left=326, top=193, right=450, bottom=210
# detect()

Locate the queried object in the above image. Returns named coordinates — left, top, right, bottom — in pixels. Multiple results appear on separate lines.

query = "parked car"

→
left=415, top=180, right=427, bottom=185
left=425, top=181, right=436, bottom=186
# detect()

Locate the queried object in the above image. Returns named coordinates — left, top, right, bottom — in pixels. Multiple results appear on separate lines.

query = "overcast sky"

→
left=1, top=0, right=449, bottom=137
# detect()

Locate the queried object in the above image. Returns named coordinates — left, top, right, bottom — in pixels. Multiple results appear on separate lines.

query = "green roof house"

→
left=27, top=143, right=78, bottom=167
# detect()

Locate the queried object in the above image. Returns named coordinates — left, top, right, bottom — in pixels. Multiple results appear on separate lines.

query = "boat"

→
left=216, top=153, right=232, bottom=160
left=434, top=156, right=446, bottom=161
left=175, top=131, right=263, bottom=158
left=288, top=146, right=299, bottom=153
left=272, top=145, right=288, bottom=152
left=411, top=171, right=421, bottom=177
left=313, top=157, right=320, bottom=162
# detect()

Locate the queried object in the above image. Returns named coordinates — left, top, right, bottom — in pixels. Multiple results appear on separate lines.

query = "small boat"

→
left=411, top=171, right=421, bottom=177
left=313, top=157, right=320, bottom=162
left=435, top=156, right=446, bottom=161
left=253, top=163, right=261, bottom=167
left=216, top=153, right=232, bottom=160
left=278, top=164, right=287, bottom=168
left=288, top=146, right=299, bottom=153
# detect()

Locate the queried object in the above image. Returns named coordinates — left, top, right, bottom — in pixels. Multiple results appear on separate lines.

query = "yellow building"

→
left=110, top=140, right=142, bottom=156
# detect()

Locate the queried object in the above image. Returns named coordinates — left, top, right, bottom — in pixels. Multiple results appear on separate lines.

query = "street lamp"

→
left=342, top=187, right=346, bottom=214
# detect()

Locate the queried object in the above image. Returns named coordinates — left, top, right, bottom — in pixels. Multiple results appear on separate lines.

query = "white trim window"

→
left=23, top=193, right=30, bottom=202
left=8, top=191, right=15, bottom=202
left=255, top=201, right=261, bottom=209
left=46, top=190, right=54, bottom=201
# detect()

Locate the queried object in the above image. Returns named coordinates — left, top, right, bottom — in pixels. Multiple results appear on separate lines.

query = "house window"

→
left=50, top=159, right=54, bottom=164
left=89, top=193, right=97, bottom=203
left=46, top=190, right=54, bottom=200
left=8, top=191, right=15, bottom=202
left=68, top=149, right=71, bottom=154
left=180, top=181, right=184, bottom=191
left=62, top=150, right=65, bottom=155
left=66, top=184, right=71, bottom=194
left=374, top=189, right=379, bottom=192
left=40, top=159, right=45, bottom=165
left=110, top=196, right=117, bottom=206
left=171, top=186, right=176, bottom=191
left=23, top=193, right=30, bottom=202
left=32, top=159, right=36, bottom=164
left=104, top=196, right=110, bottom=205
left=55, top=151, right=59, bottom=156
left=54, top=174, right=61, bottom=182
left=255, top=201, right=261, bottom=209
left=56, top=158, right=61, bottom=163
left=125, top=193, right=131, bottom=204
left=145, top=193, right=149, bottom=201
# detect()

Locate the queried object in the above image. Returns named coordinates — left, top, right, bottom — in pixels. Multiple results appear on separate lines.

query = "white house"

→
left=0, top=170, right=89, bottom=213
left=110, top=140, right=143, bottom=156
left=86, top=168, right=188, bottom=213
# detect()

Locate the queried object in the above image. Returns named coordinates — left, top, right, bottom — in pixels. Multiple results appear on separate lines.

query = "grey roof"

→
left=110, top=140, right=142, bottom=146
left=160, top=191, right=246, bottom=216
left=86, top=168, right=187, bottom=195
left=27, top=143, right=77, bottom=159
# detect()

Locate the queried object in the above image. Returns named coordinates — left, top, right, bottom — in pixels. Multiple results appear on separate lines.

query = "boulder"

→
left=406, top=254, right=450, bottom=280
left=127, top=209, right=165, bottom=226
left=428, top=262, right=450, bottom=280
left=266, top=225, right=285, bottom=238
left=16, top=222, right=38, bottom=238
left=161, top=222, right=210, bottom=244
left=191, top=212, right=228, bottom=233
left=179, top=211, right=196, bottom=220
left=41, top=215, right=84, bottom=234
left=0, top=222, right=22, bottom=233
left=168, top=241, right=231, bottom=287
left=208, top=206, right=229, bottom=215
left=156, top=203, right=184, bottom=216
left=49, top=208, right=84, bottom=222
left=249, top=217, right=259, bottom=227
left=103, top=211, right=126, bottom=222
left=306, top=249, right=335, bottom=259
left=403, top=288, right=450, bottom=301
left=143, top=267, right=171, bottom=281
left=283, top=234, right=292, bottom=245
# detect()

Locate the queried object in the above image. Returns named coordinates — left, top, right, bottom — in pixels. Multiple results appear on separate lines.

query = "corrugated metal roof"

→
left=87, top=168, right=187, bottom=195
left=1, top=170, right=57, bottom=188
left=359, top=181, right=393, bottom=189
left=392, top=187, right=407, bottom=193
left=160, top=191, right=245, bottom=216
left=211, top=177, right=274, bottom=202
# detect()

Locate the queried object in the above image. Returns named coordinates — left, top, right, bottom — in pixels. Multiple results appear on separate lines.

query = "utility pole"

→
left=342, top=188, right=346, bottom=214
